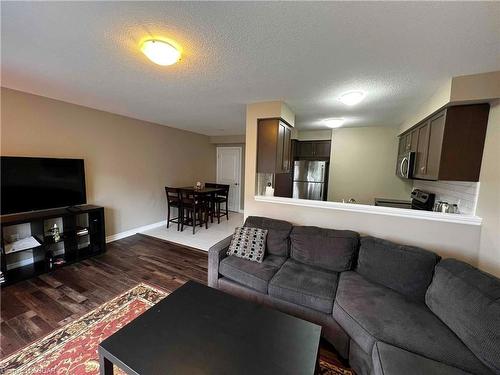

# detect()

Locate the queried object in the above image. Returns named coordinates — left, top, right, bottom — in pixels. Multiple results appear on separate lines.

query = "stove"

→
left=410, top=189, right=435, bottom=211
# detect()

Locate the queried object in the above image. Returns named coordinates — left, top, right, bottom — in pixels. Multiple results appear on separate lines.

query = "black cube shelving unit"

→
left=0, top=205, right=105, bottom=286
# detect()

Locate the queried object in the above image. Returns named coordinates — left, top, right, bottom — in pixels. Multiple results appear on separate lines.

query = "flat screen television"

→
left=1, top=156, right=87, bottom=215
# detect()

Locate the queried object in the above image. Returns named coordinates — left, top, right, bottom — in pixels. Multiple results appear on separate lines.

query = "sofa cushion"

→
left=227, top=227, right=267, bottom=263
left=426, top=259, right=500, bottom=374
left=349, top=339, right=372, bottom=375
left=269, top=259, right=338, bottom=313
left=372, top=341, right=473, bottom=375
left=290, top=226, right=359, bottom=272
left=356, top=236, right=440, bottom=301
left=244, top=216, right=292, bottom=257
left=219, top=254, right=286, bottom=293
left=333, top=271, right=493, bottom=375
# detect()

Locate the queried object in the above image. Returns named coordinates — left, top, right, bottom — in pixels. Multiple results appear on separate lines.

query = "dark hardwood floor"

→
left=1, top=234, right=349, bottom=372
left=1, top=234, right=208, bottom=357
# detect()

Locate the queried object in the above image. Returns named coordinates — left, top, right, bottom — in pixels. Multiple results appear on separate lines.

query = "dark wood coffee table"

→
left=98, top=281, right=321, bottom=375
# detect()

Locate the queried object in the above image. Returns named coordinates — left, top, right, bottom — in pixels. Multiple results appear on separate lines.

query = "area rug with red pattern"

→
left=0, top=283, right=354, bottom=375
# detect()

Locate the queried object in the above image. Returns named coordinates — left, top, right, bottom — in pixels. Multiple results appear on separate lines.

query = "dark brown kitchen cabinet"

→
left=274, top=173, right=293, bottom=198
left=295, top=140, right=331, bottom=158
left=296, top=142, right=314, bottom=158
left=413, top=121, right=431, bottom=178
left=399, top=103, right=490, bottom=181
left=397, top=135, right=406, bottom=155
left=398, top=131, right=418, bottom=155
left=257, top=118, right=292, bottom=173
left=282, top=124, right=292, bottom=172
left=314, top=141, right=332, bottom=157
left=274, top=140, right=296, bottom=198
left=425, top=112, right=446, bottom=179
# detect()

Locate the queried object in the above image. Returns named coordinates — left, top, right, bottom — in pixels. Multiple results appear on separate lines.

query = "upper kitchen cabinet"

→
left=397, top=129, right=418, bottom=156
left=257, top=118, right=292, bottom=173
left=400, top=103, right=490, bottom=181
left=295, top=140, right=331, bottom=158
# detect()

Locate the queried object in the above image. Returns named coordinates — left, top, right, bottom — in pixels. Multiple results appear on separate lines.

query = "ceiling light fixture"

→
left=339, top=91, right=366, bottom=106
left=323, top=118, right=345, bottom=128
left=140, top=39, right=181, bottom=66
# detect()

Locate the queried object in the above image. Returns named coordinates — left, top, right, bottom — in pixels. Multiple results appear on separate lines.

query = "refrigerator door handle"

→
left=320, top=163, right=326, bottom=182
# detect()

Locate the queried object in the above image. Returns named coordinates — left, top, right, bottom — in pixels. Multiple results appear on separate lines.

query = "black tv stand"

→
left=66, top=206, right=83, bottom=213
left=0, top=205, right=106, bottom=286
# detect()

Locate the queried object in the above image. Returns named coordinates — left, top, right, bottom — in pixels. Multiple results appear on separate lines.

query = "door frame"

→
left=216, top=146, right=242, bottom=212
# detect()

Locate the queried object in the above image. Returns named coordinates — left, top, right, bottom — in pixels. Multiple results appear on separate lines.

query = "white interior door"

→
left=216, top=147, right=241, bottom=212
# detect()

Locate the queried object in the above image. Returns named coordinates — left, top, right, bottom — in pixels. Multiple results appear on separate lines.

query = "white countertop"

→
left=254, top=195, right=482, bottom=226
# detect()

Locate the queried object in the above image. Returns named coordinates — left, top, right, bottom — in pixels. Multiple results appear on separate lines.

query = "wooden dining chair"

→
left=165, top=187, right=182, bottom=231
left=204, top=183, right=217, bottom=223
left=180, top=189, right=209, bottom=234
left=213, top=184, right=230, bottom=224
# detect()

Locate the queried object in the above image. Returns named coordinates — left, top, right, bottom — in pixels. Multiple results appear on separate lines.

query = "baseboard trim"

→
left=106, top=220, right=165, bottom=243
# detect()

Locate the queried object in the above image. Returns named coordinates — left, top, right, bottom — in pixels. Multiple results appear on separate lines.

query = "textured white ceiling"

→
left=2, top=2, right=499, bottom=135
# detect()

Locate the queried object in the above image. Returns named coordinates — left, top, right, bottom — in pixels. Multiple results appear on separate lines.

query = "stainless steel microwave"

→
left=396, top=151, right=415, bottom=179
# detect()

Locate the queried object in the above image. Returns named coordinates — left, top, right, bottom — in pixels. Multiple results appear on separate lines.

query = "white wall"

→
left=294, top=130, right=332, bottom=141
left=245, top=101, right=483, bottom=267
left=209, top=135, right=245, bottom=144
left=1, top=88, right=216, bottom=236
left=476, top=100, right=500, bottom=276
left=451, top=71, right=500, bottom=102
left=328, top=126, right=412, bottom=204
left=400, top=79, right=451, bottom=133
left=249, top=198, right=482, bottom=264
left=400, top=70, right=500, bottom=134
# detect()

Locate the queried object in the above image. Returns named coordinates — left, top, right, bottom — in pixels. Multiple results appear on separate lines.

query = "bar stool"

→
left=180, top=189, right=209, bottom=234
left=204, top=182, right=218, bottom=223
left=165, top=187, right=182, bottom=231
left=213, top=184, right=230, bottom=224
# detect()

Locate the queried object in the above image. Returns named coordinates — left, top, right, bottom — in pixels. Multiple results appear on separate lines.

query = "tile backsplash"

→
left=256, top=173, right=274, bottom=196
left=412, top=180, right=479, bottom=215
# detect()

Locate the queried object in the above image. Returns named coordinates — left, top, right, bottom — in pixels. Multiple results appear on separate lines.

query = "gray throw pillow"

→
left=227, top=227, right=268, bottom=263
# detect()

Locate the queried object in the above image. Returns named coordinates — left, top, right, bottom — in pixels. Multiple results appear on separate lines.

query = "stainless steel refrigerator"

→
left=293, top=160, right=327, bottom=200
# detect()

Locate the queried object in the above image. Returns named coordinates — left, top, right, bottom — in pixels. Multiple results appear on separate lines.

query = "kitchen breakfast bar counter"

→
left=253, top=195, right=482, bottom=226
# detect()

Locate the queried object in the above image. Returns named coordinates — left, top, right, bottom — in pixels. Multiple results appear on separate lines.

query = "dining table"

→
left=177, top=186, right=226, bottom=223
left=177, top=186, right=225, bottom=195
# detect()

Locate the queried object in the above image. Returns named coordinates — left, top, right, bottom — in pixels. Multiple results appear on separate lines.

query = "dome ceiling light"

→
left=338, top=91, right=366, bottom=106
left=140, top=39, right=181, bottom=66
left=323, top=118, right=345, bottom=128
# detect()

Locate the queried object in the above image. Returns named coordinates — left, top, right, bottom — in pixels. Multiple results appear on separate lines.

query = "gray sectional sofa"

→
left=208, top=216, right=500, bottom=375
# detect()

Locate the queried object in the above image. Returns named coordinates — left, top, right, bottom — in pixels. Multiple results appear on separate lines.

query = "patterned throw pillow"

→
left=227, top=227, right=268, bottom=263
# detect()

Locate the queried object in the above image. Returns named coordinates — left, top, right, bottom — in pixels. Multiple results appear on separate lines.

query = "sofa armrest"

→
left=208, top=235, right=232, bottom=288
